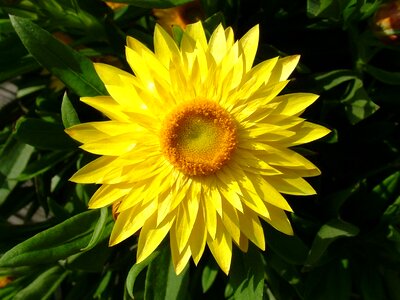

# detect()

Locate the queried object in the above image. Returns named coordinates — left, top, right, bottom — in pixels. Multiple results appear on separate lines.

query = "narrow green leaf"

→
left=15, top=151, right=72, bottom=181
left=10, top=15, right=107, bottom=96
left=201, top=259, right=219, bottom=293
left=364, top=64, right=400, bottom=85
left=14, top=265, right=69, bottom=300
left=61, top=93, right=81, bottom=128
left=15, top=117, right=77, bottom=150
left=227, top=246, right=265, bottom=300
left=0, top=210, right=101, bottom=267
left=81, top=207, right=109, bottom=251
left=144, top=245, right=189, bottom=300
left=305, top=219, right=359, bottom=266
left=125, top=250, right=161, bottom=299
left=104, top=0, right=193, bottom=8
left=0, top=55, right=40, bottom=82
left=0, top=136, right=34, bottom=206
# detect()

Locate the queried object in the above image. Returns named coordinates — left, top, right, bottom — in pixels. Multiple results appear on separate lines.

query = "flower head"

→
left=373, top=0, right=400, bottom=43
left=66, top=22, right=330, bottom=274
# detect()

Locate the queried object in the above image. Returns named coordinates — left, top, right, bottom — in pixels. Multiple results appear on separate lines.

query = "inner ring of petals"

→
left=160, top=99, right=237, bottom=176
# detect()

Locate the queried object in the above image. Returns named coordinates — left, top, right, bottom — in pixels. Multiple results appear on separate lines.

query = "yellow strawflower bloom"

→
left=66, top=22, right=330, bottom=274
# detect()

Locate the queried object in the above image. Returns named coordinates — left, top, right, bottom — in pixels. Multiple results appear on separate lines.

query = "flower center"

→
left=160, top=99, right=237, bottom=176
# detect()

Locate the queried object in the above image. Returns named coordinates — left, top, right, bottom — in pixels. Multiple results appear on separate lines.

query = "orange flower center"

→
left=160, top=100, right=237, bottom=176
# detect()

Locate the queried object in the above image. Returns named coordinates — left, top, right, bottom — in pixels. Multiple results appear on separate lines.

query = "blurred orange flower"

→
left=153, top=0, right=204, bottom=34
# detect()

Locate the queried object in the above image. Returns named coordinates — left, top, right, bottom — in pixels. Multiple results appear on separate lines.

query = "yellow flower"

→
left=66, top=22, right=330, bottom=274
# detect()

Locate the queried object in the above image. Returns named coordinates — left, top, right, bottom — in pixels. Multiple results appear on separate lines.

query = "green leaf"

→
left=341, top=78, right=379, bottom=124
left=0, top=136, right=34, bottom=206
left=104, top=0, right=193, bottom=8
left=364, top=64, right=400, bottom=85
left=15, top=151, right=72, bottom=181
left=125, top=250, right=161, bottom=299
left=10, top=15, right=107, bottom=96
left=304, top=259, right=351, bottom=300
left=305, top=219, right=359, bottom=266
left=15, top=117, right=77, bottom=150
left=356, top=261, right=387, bottom=300
left=13, top=265, right=69, bottom=300
left=61, top=93, right=81, bottom=128
left=0, top=210, right=103, bottom=267
left=0, top=55, right=40, bottom=82
left=80, top=207, right=109, bottom=251
left=201, top=258, right=219, bottom=293
left=144, top=245, right=189, bottom=300
left=264, top=224, right=309, bottom=265
left=307, top=0, right=339, bottom=18
left=227, top=246, right=265, bottom=300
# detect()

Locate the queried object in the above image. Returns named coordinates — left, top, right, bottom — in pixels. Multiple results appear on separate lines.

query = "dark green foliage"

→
left=0, top=0, right=399, bottom=299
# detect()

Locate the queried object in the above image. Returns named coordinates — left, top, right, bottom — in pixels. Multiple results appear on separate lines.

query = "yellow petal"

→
left=185, top=21, right=207, bottom=50
left=267, top=176, right=316, bottom=195
left=154, top=23, right=181, bottom=68
left=237, top=234, right=249, bottom=252
left=245, top=171, right=293, bottom=212
left=94, top=63, right=135, bottom=86
left=221, top=200, right=241, bottom=245
left=189, top=206, right=207, bottom=265
left=81, top=96, right=130, bottom=122
left=267, top=55, right=300, bottom=84
left=207, top=218, right=232, bottom=275
left=88, top=184, right=131, bottom=209
left=263, top=204, right=294, bottom=235
left=208, top=24, right=226, bottom=64
left=271, top=93, right=319, bottom=116
left=215, top=169, right=243, bottom=212
left=283, top=122, right=331, bottom=146
left=170, top=226, right=192, bottom=275
left=79, top=132, right=137, bottom=156
left=109, top=200, right=157, bottom=245
left=66, top=121, right=141, bottom=144
left=136, top=213, right=175, bottom=263
left=203, top=192, right=217, bottom=239
left=238, top=206, right=265, bottom=250
left=69, top=156, right=117, bottom=184
left=238, top=24, right=259, bottom=72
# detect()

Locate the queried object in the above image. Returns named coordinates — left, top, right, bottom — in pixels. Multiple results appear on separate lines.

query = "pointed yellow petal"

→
left=267, top=176, right=316, bottom=195
left=69, top=156, right=117, bottom=184
left=285, top=122, right=331, bottom=146
left=81, top=96, right=130, bottom=122
left=237, top=234, right=249, bottom=252
left=263, top=204, right=293, bottom=235
left=221, top=200, right=241, bottom=245
left=238, top=206, right=265, bottom=250
left=79, top=132, right=136, bottom=156
left=204, top=193, right=217, bottom=239
left=185, top=21, right=207, bottom=50
left=136, top=213, right=175, bottom=263
left=208, top=24, right=226, bottom=64
left=207, top=218, right=232, bottom=275
left=245, top=172, right=293, bottom=212
left=154, top=23, right=181, bottom=68
left=170, top=226, right=192, bottom=275
left=238, top=24, right=259, bottom=71
left=267, top=55, right=300, bottom=84
left=94, top=63, right=135, bottom=86
left=272, top=93, right=319, bottom=116
left=189, top=206, right=207, bottom=265
left=88, top=184, right=131, bottom=209
left=109, top=200, right=157, bottom=245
